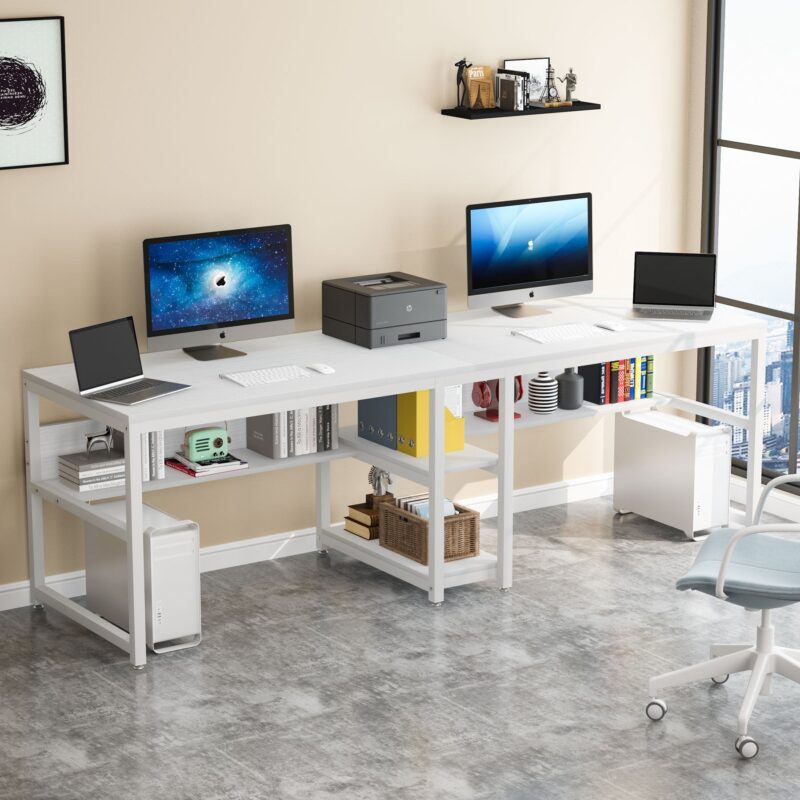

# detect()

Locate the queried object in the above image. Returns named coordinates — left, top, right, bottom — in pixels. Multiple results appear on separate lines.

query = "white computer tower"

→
left=613, top=410, right=731, bottom=539
left=84, top=503, right=201, bottom=653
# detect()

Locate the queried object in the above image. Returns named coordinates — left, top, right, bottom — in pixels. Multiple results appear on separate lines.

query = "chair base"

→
left=648, top=609, right=800, bottom=742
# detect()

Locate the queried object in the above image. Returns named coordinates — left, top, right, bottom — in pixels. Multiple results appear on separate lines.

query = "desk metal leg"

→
left=745, top=335, right=766, bottom=523
left=428, top=384, right=445, bottom=605
left=497, top=374, right=514, bottom=590
left=315, top=461, right=331, bottom=554
left=23, top=383, right=45, bottom=607
left=124, top=429, right=147, bottom=669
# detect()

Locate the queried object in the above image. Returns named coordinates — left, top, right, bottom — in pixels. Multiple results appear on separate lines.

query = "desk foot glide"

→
left=131, top=664, right=146, bottom=671
left=317, top=549, right=329, bottom=556
left=32, top=602, right=44, bottom=610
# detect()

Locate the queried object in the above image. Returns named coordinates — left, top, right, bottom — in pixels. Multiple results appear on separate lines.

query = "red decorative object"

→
left=471, top=376, right=523, bottom=421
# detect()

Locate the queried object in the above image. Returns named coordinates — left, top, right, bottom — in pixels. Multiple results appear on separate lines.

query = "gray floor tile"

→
left=2, top=497, right=800, bottom=799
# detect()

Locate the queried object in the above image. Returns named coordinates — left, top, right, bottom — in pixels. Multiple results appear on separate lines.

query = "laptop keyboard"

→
left=88, top=378, right=161, bottom=400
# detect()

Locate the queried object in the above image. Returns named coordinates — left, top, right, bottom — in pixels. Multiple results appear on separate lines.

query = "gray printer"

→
left=321, top=272, right=447, bottom=348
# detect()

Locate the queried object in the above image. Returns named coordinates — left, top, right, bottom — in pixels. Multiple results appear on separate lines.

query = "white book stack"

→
left=58, top=449, right=126, bottom=493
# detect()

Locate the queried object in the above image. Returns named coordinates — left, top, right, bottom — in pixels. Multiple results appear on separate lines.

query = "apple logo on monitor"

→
left=527, top=240, right=534, bottom=251
left=211, top=270, right=230, bottom=292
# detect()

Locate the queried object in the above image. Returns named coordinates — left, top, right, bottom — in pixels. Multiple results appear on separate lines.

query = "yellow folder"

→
left=396, top=390, right=465, bottom=457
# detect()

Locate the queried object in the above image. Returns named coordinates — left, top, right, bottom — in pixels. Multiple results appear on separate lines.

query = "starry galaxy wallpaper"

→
left=145, top=226, right=293, bottom=333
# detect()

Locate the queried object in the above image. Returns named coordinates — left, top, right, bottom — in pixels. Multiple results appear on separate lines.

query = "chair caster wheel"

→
left=735, top=735, right=759, bottom=759
left=645, top=699, right=667, bottom=721
left=711, top=674, right=729, bottom=684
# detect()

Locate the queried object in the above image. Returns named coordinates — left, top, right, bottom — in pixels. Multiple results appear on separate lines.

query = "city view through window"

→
left=711, top=318, right=792, bottom=473
left=704, top=1, right=799, bottom=480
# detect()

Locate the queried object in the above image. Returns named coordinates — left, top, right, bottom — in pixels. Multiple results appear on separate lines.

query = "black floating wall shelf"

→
left=441, top=100, right=601, bottom=120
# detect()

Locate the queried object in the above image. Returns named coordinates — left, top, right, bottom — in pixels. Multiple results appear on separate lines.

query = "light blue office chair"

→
left=646, top=475, right=800, bottom=759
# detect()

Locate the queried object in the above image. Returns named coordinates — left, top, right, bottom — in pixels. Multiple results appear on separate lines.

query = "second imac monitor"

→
left=466, top=192, right=592, bottom=317
left=144, top=224, right=294, bottom=360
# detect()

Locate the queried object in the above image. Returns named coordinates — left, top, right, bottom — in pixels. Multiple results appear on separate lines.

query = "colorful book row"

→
left=578, top=356, right=654, bottom=405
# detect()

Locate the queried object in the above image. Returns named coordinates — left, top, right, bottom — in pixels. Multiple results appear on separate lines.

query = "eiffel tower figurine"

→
left=539, top=64, right=561, bottom=105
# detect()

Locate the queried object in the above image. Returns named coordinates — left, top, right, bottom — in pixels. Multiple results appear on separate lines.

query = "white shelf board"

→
left=320, top=524, right=497, bottom=592
left=35, top=444, right=354, bottom=507
left=465, top=397, right=660, bottom=437
left=338, top=426, right=498, bottom=485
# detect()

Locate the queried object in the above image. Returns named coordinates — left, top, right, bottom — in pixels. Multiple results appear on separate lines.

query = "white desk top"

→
left=23, top=296, right=765, bottom=432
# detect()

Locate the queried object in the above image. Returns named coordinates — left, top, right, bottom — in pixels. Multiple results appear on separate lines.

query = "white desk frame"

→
left=22, top=297, right=766, bottom=668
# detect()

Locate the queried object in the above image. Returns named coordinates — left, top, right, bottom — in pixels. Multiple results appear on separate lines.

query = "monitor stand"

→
left=183, top=344, right=246, bottom=361
left=492, top=303, right=551, bottom=319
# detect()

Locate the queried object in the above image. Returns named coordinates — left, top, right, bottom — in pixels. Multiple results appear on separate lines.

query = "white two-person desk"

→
left=22, top=296, right=767, bottom=667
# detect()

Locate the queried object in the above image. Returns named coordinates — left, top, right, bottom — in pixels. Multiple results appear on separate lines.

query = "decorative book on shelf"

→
left=578, top=356, right=654, bottom=404
left=58, top=449, right=125, bottom=492
left=344, top=492, right=393, bottom=541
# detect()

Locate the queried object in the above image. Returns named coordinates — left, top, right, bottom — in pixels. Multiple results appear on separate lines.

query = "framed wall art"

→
left=0, top=16, right=68, bottom=170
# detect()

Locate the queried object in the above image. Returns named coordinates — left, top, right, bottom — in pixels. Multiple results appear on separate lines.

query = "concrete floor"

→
left=2, top=497, right=800, bottom=799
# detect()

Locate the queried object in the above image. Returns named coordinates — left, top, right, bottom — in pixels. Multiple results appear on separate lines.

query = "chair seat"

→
left=676, top=528, right=800, bottom=609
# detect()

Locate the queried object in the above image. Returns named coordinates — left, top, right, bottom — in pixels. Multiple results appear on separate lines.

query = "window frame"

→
left=699, top=0, right=800, bottom=485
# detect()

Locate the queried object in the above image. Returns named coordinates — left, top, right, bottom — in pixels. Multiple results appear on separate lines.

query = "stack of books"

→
left=59, top=450, right=126, bottom=493
left=578, top=355, right=654, bottom=405
left=165, top=451, right=249, bottom=478
left=344, top=492, right=395, bottom=540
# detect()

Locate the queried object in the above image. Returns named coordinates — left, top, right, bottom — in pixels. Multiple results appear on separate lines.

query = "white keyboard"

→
left=220, top=364, right=312, bottom=387
left=511, top=322, right=602, bottom=344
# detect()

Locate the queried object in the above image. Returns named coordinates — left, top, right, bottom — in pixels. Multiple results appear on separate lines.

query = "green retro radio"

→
left=184, top=427, right=230, bottom=462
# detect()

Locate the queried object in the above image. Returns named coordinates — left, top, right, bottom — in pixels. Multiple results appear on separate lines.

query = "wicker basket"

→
left=378, top=501, right=480, bottom=565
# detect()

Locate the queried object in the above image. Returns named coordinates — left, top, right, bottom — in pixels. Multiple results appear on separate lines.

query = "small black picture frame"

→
left=0, top=16, right=69, bottom=170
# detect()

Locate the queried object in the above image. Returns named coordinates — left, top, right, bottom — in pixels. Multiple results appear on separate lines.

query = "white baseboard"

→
left=0, top=570, right=87, bottom=614
left=730, top=475, right=800, bottom=522
left=0, top=472, right=614, bottom=612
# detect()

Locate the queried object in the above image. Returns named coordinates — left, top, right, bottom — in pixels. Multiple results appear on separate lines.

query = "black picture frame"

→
left=503, top=57, right=550, bottom=105
left=0, top=16, right=69, bottom=170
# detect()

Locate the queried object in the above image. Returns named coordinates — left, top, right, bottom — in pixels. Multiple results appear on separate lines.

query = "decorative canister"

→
left=528, top=371, right=558, bottom=414
left=556, top=367, right=584, bottom=410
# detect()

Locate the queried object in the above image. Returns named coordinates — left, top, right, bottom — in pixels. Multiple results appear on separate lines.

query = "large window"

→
left=703, top=0, right=800, bottom=477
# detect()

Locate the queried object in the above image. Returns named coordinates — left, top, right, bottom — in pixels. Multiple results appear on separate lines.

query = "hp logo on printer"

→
left=406, top=304, right=413, bottom=312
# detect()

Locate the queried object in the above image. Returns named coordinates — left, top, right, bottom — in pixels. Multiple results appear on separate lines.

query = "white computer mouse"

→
left=595, top=321, right=627, bottom=332
left=307, top=363, right=336, bottom=375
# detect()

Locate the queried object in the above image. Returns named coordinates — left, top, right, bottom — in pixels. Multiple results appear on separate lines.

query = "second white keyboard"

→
left=221, top=365, right=313, bottom=387
left=512, top=322, right=603, bottom=344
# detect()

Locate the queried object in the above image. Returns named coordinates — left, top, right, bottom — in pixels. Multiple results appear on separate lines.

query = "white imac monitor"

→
left=143, top=224, right=295, bottom=360
left=466, top=193, right=593, bottom=317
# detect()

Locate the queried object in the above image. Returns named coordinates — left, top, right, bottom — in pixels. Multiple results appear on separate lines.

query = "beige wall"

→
left=3, top=0, right=706, bottom=585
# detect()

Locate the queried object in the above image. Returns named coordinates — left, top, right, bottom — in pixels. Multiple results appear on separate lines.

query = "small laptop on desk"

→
left=69, top=317, right=190, bottom=405
left=632, top=251, right=716, bottom=321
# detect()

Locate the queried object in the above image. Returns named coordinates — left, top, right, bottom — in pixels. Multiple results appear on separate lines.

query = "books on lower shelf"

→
left=344, top=492, right=393, bottom=540
left=58, top=448, right=125, bottom=492
left=246, top=405, right=339, bottom=460
left=166, top=452, right=249, bottom=478
left=578, top=355, right=654, bottom=405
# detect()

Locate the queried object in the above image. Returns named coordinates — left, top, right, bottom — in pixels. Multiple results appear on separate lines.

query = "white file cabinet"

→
left=613, top=410, right=731, bottom=539
left=85, top=503, right=201, bottom=653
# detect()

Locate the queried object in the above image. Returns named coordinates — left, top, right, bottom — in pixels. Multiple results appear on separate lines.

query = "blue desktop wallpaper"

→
left=147, top=228, right=291, bottom=332
left=469, top=198, right=590, bottom=291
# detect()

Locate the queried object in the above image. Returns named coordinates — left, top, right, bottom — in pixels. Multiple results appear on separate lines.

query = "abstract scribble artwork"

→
left=0, top=17, right=68, bottom=169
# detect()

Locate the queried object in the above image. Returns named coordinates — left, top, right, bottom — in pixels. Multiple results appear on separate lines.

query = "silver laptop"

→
left=69, top=316, right=190, bottom=405
left=632, top=251, right=716, bottom=321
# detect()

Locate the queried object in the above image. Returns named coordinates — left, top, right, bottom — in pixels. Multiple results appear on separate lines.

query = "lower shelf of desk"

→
left=319, top=523, right=497, bottom=592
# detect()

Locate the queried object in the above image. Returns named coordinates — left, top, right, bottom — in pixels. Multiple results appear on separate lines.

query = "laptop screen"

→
left=69, top=317, right=143, bottom=392
left=633, top=252, right=716, bottom=307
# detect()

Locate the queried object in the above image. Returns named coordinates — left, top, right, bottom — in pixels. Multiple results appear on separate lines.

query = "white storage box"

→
left=613, top=410, right=731, bottom=539
left=85, top=503, right=201, bottom=653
